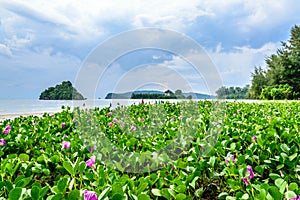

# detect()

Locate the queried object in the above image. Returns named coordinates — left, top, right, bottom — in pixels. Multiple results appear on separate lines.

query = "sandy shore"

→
left=0, top=112, right=54, bottom=121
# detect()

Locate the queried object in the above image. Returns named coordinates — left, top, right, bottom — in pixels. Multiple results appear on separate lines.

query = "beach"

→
left=0, top=112, right=54, bottom=121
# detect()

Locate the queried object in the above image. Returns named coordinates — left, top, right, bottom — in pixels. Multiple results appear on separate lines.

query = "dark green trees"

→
left=216, top=85, right=250, bottom=99
left=39, top=81, right=85, bottom=100
left=250, top=25, right=300, bottom=99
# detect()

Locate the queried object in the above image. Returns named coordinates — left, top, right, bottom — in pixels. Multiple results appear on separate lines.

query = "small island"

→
left=105, top=89, right=214, bottom=99
left=39, top=81, right=85, bottom=100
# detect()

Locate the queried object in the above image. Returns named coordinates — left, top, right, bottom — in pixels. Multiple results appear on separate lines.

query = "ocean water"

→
left=0, top=99, right=166, bottom=115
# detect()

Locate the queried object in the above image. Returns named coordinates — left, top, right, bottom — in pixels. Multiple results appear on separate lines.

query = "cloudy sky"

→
left=0, top=0, right=299, bottom=99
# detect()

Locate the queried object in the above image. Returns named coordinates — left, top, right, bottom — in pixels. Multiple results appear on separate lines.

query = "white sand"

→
left=0, top=112, right=54, bottom=121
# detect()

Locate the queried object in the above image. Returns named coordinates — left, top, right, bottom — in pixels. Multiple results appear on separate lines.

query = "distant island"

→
left=105, top=89, right=215, bottom=99
left=39, top=81, right=85, bottom=100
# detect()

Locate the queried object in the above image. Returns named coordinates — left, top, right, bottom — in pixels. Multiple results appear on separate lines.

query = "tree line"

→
left=216, top=25, right=300, bottom=100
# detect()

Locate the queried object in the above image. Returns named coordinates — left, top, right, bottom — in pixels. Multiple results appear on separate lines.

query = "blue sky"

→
left=0, top=0, right=299, bottom=99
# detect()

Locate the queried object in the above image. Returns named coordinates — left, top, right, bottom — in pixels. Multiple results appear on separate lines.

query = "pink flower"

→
left=131, top=126, right=136, bottom=131
left=170, top=117, right=175, bottom=122
left=109, top=122, right=113, bottom=127
left=252, top=136, right=257, bottom=141
left=141, top=118, right=145, bottom=123
left=179, top=116, right=183, bottom=120
left=62, top=141, right=70, bottom=149
left=237, top=110, right=241, bottom=113
left=242, top=177, right=249, bottom=186
left=61, top=123, right=66, bottom=128
left=247, top=165, right=255, bottom=179
left=242, top=165, right=255, bottom=186
left=86, top=156, right=96, bottom=168
left=3, top=125, right=11, bottom=134
left=225, top=155, right=235, bottom=165
left=89, top=146, right=97, bottom=153
left=0, top=139, right=6, bottom=146
left=113, top=118, right=117, bottom=123
left=84, top=190, right=98, bottom=200
left=280, top=170, right=284, bottom=177
left=233, top=113, right=237, bottom=117
left=62, top=134, right=68, bottom=139
left=107, top=112, right=112, bottom=117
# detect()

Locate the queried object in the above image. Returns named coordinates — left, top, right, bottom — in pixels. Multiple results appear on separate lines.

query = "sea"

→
left=0, top=98, right=261, bottom=115
left=0, top=99, right=176, bottom=115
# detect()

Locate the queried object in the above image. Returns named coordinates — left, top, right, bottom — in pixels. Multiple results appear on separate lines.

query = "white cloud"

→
left=209, top=42, right=279, bottom=86
left=0, top=43, right=12, bottom=57
left=0, top=0, right=298, bottom=98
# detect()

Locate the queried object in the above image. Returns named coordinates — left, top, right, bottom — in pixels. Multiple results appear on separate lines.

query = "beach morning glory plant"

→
left=3, top=125, right=11, bottom=134
left=86, top=156, right=96, bottom=168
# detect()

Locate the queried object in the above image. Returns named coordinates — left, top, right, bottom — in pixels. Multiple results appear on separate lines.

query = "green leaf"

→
left=151, top=188, right=161, bottom=196
left=63, top=161, right=74, bottom=176
left=137, top=193, right=151, bottom=200
left=51, top=194, right=63, bottom=200
left=175, top=193, right=187, bottom=200
left=68, top=178, right=75, bottom=191
left=16, top=177, right=32, bottom=187
left=269, top=186, right=282, bottom=200
left=57, top=178, right=68, bottom=193
left=40, top=186, right=50, bottom=198
left=275, top=178, right=287, bottom=194
left=112, top=183, right=123, bottom=195
left=98, top=187, right=110, bottom=200
left=241, top=193, right=249, bottom=199
left=289, top=153, right=298, bottom=161
left=5, top=181, right=14, bottom=192
left=161, top=188, right=170, bottom=199
left=259, top=189, right=267, bottom=199
left=285, top=191, right=297, bottom=199
left=218, top=192, right=228, bottom=199
left=78, top=162, right=86, bottom=175
left=9, top=187, right=23, bottom=200
left=269, top=173, right=281, bottom=180
left=280, top=144, right=290, bottom=153
left=30, top=186, right=40, bottom=200
left=288, top=182, right=298, bottom=191
left=19, top=153, right=30, bottom=162
left=238, top=155, right=245, bottom=164
left=208, top=156, right=216, bottom=167
left=136, top=183, right=148, bottom=194
left=175, top=185, right=187, bottom=193
left=230, top=143, right=236, bottom=151
left=111, top=193, right=123, bottom=200
left=67, top=190, right=80, bottom=200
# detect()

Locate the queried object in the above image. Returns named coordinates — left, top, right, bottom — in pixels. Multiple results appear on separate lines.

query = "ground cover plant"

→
left=0, top=101, right=300, bottom=199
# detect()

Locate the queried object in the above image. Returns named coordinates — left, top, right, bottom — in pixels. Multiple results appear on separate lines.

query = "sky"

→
left=0, top=0, right=299, bottom=99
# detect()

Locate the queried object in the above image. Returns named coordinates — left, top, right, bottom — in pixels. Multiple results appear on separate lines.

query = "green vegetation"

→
left=106, top=90, right=195, bottom=99
left=216, top=85, right=250, bottom=99
left=1, top=101, right=300, bottom=199
left=131, top=90, right=179, bottom=99
left=249, top=25, right=300, bottom=99
left=39, top=81, right=85, bottom=100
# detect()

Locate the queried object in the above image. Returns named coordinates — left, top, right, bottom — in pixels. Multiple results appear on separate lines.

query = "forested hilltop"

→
left=39, top=81, right=85, bottom=100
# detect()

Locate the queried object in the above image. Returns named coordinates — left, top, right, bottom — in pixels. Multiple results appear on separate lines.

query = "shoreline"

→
left=0, top=112, right=54, bottom=121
